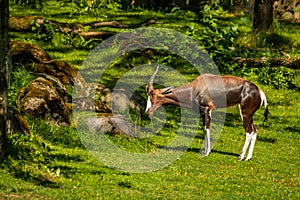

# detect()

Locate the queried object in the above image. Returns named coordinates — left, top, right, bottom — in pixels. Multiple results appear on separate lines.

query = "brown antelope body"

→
left=145, top=67, right=269, bottom=160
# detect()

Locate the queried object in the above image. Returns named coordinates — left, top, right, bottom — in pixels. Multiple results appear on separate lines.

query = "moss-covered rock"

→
left=18, top=77, right=71, bottom=125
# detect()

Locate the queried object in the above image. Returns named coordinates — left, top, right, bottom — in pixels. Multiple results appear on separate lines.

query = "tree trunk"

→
left=0, top=0, right=9, bottom=158
left=253, top=0, right=274, bottom=31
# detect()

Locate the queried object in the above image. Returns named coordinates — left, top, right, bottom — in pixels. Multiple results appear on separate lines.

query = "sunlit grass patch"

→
left=2, top=1, right=300, bottom=199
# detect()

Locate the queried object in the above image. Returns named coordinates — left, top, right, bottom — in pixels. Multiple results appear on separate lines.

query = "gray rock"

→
left=84, top=114, right=133, bottom=137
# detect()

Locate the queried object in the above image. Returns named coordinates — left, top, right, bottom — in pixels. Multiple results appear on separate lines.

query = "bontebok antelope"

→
left=145, top=66, right=269, bottom=161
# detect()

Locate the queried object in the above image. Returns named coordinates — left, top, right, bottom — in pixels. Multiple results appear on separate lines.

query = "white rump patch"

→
left=259, top=89, right=267, bottom=107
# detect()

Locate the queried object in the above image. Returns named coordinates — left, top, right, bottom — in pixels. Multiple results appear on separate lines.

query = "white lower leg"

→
left=205, top=128, right=211, bottom=156
left=246, top=132, right=257, bottom=160
left=239, top=132, right=252, bottom=160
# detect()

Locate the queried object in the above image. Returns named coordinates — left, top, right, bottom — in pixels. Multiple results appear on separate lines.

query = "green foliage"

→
left=6, top=133, right=47, bottom=165
left=185, top=5, right=240, bottom=72
left=1, top=85, right=300, bottom=199
left=236, top=64, right=297, bottom=90
left=30, top=19, right=100, bottom=49
left=256, top=32, right=292, bottom=49
left=71, top=0, right=121, bottom=17
left=10, top=0, right=122, bottom=14
left=8, top=69, right=35, bottom=109
left=4, top=1, right=300, bottom=199
left=256, top=66, right=297, bottom=89
left=171, top=6, right=198, bottom=20
left=1, top=118, right=83, bottom=185
left=235, top=18, right=298, bottom=54
left=3, top=132, right=50, bottom=181
left=10, top=0, right=44, bottom=9
left=199, top=5, right=240, bottom=56
left=30, top=19, right=58, bottom=43
left=29, top=118, right=83, bottom=148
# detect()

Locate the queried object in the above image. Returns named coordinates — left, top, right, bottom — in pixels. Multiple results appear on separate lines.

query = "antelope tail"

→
left=259, top=89, right=269, bottom=123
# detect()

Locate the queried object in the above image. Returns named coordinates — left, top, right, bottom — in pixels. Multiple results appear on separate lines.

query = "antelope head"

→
left=145, top=66, right=174, bottom=115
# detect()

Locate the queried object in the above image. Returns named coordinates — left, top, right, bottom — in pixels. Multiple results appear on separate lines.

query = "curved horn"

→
left=146, top=66, right=159, bottom=93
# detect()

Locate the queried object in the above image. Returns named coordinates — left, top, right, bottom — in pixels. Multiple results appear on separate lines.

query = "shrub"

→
left=257, top=65, right=296, bottom=89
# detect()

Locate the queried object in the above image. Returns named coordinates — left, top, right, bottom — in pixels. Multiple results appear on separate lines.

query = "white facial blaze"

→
left=145, top=96, right=152, bottom=113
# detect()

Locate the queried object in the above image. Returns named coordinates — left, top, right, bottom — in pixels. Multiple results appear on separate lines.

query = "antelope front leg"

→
left=203, top=108, right=212, bottom=156
left=204, top=128, right=211, bottom=156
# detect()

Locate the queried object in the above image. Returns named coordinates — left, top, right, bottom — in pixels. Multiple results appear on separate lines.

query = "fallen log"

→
left=90, top=21, right=129, bottom=28
left=88, top=17, right=159, bottom=28
left=9, top=16, right=160, bottom=40
left=232, top=57, right=300, bottom=70
left=78, top=31, right=116, bottom=40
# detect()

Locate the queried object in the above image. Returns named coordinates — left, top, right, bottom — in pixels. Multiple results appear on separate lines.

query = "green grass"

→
left=2, top=80, right=299, bottom=199
left=2, top=1, right=300, bottom=199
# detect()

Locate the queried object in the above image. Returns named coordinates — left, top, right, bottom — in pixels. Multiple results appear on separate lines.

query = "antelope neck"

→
left=166, top=85, right=196, bottom=109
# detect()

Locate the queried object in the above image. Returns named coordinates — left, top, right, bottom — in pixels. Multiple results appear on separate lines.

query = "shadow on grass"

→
left=187, top=147, right=240, bottom=157
left=258, top=136, right=277, bottom=143
left=284, top=126, right=300, bottom=134
left=211, top=150, right=240, bottom=157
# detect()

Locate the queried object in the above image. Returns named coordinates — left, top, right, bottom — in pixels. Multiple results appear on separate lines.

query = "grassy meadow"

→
left=1, top=1, right=300, bottom=199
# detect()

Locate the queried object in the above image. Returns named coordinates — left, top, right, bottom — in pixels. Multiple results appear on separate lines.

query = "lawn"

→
left=1, top=1, right=299, bottom=199
left=1, top=88, right=300, bottom=199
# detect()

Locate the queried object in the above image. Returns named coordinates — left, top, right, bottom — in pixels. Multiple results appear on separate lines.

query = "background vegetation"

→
left=1, top=0, right=299, bottom=199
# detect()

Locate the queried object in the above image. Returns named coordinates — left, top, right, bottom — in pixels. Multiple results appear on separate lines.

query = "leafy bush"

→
left=71, top=0, right=121, bottom=16
left=185, top=5, right=239, bottom=72
left=256, top=65, right=297, bottom=89
left=11, top=0, right=121, bottom=14
left=240, top=63, right=297, bottom=90
left=30, top=19, right=100, bottom=49
left=10, top=0, right=44, bottom=9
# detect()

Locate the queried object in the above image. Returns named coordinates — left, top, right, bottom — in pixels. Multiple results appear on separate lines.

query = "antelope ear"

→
left=161, top=86, right=174, bottom=94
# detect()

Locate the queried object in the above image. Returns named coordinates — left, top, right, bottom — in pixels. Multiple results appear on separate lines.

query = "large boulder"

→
left=10, top=41, right=87, bottom=125
left=73, top=83, right=112, bottom=113
left=10, top=40, right=145, bottom=132
left=9, top=40, right=51, bottom=65
left=17, top=77, right=71, bottom=125
left=84, top=114, right=134, bottom=137
left=32, top=60, right=81, bottom=86
left=73, top=83, right=146, bottom=115
left=73, top=83, right=146, bottom=137
left=9, top=40, right=86, bottom=88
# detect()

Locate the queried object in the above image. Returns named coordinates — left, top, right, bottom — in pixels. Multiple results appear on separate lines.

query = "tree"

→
left=253, top=0, right=274, bottom=31
left=0, top=0, right=9, bottom=158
